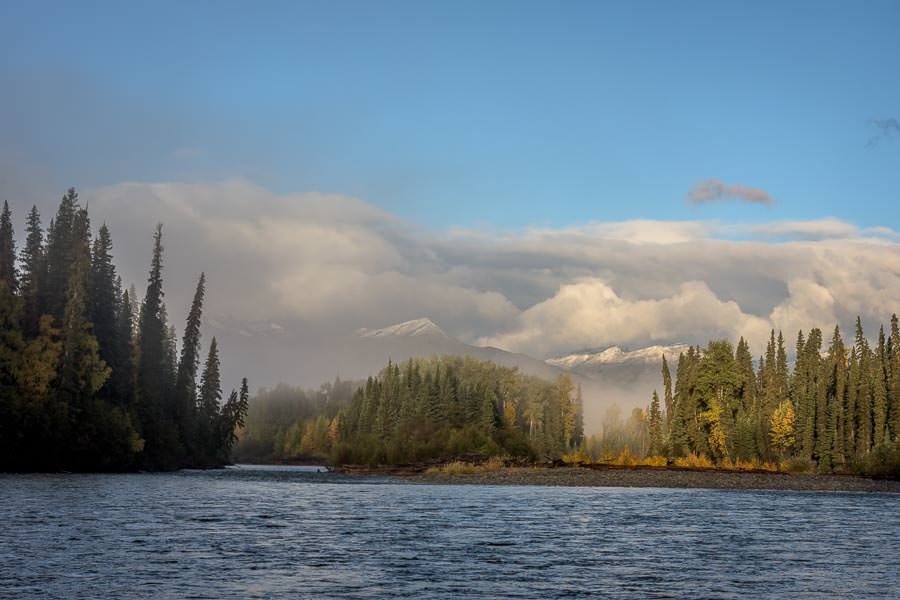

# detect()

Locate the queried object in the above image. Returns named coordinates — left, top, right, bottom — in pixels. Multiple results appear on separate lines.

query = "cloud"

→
left=687, top=178, right=774, bottom=207
left=25, top=178, right=895, bottom=388
left=868, top=117, right=900, bottom=146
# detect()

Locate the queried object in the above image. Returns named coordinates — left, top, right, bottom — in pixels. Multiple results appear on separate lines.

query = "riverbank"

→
left=400, top=465, right=900, bottom=492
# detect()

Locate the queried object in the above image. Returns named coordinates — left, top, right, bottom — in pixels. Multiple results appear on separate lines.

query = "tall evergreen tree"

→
left=44, top=188, right=81, bottom=322
left=661, top=355, right=673, bottom=431
left=19, top=206, right=44, bottom=337
left=136, top=224, right=180, bottom=468
left=174, top=273, right=206, bottom=457
left=0, top=201, right=18, bottom=293
left=873, top=326, right=888, bottom=447
left=889, top=314, right=900, bottom=442
left=648, top=389, right=664, bottom=456
left=88, top=224, right=120, bottom=394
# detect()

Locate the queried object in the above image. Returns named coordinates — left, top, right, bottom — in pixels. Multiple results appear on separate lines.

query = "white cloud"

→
left=75, top=179, right=900, bottom=380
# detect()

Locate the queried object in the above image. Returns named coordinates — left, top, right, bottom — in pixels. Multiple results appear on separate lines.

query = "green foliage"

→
left=0, top=193, right=246, bottom=472
left=303, top=356, right=578, bottom=466
left=656, top=316, right=900, bottom=475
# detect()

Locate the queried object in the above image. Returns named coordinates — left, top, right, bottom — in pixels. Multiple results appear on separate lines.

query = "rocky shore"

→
left=403, top=466, right=900, bottom=492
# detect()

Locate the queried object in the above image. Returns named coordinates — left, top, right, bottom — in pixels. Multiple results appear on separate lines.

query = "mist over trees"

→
left=237, top=356, right=585, bottom=466
left=0, top=190, right=248, bottom=472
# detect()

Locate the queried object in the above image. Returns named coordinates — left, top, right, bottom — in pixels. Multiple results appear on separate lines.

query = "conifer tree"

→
left=0, top=201, right=18, bottom=293
left=853, top=317, right=872, bottom=456
left=648, top=390, right=664, bottom=456
left=199, top=337, right=222, bottom=417
left=88, top=224, right=120, bottom=396
left=112, top=287, right=136, bottom=406
left=889, top=314, right=900, bottom=442
left=136, top=224, right=179, bottom=468
left=572, top=383, right=585, bottom=448
left=175, top=273, right=206, bottom=456
left=44, top=188, right=80, bottom=322
left=19, top=206, right=44, bottom=337
left=873, top=326, right=888, bottom=447
left=661, top=355, right=673, bottom=431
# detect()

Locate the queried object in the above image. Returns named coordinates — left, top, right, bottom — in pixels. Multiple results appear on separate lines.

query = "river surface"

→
left=1, top=465, right=899, bottom=598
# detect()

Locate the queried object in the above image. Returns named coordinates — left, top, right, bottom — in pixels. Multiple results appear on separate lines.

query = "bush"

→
left=851, top=444, right=900, bottom=480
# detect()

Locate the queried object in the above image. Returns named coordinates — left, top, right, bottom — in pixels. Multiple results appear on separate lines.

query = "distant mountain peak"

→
left=357, top=318, right=449, bottom=339
left=546, top=343, right=689, bottom=370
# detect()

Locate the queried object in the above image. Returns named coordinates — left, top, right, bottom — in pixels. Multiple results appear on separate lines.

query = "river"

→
left=2, top=465, right=898, bottom=598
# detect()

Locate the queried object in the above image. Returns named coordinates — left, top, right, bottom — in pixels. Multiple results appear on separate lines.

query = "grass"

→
left=424, top=457, right=506, bottom=475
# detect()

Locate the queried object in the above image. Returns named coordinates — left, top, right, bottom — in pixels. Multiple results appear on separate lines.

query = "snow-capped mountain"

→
left=357, top=318, right=449, bottom=339
left=546, top=344, right=689, bottom=370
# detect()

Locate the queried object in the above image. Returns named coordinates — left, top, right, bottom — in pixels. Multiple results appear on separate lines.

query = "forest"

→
left=0, top=189, right=248, bottom=472
left=236, top=355, right=584, bottom=466
left=641, top=322, right=900, bottom=476
left=237, top=322, right=900, bottom=478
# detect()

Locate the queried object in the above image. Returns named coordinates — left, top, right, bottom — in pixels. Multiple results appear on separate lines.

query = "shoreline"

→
left=398, top=466, right=900, bottom=492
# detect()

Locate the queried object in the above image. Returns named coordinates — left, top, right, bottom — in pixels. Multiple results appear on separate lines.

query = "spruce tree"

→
left=88, top=224, right=120, bottom=396
left=648, top=390, right=664, bottom=456
left=661, top=355, right=673, bottom=431
left=853, top=317, right=872, bottom=456
left=889, top=314, right=900, bottom=442
left=44, top=188, right=80, bottom=322
left=873, top=326, right=888, bottom=447
left=175, top=273, right=206, bottom=457
left=198, top=336, right=222, bottom=461
left=572, top=383, right=585, bottom=448
left=136, top=224, right=179, bottom=468
left=19, top=206, right=45, bottom=337
left=0, top=201, right=18, bottom=293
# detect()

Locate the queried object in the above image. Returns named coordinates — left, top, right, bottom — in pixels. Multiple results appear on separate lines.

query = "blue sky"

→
left=2, top=0, right=899, bottom=230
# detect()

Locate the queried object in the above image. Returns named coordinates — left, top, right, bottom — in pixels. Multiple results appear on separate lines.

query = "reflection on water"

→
left=2, top=465, right=898, bottom=598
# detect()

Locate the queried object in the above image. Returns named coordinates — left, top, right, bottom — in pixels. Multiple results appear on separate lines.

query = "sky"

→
left=1, top=1, right=899, bottom=389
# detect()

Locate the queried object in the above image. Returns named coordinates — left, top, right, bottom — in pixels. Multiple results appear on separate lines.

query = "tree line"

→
left=0, top=189, right=248, bottom=472
left=645, top=319, right=900, bottom=474
left=237, top=356, right=585, bottom=466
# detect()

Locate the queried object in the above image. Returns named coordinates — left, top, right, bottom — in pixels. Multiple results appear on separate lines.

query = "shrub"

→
left=851, top=444, right=900, bottom=480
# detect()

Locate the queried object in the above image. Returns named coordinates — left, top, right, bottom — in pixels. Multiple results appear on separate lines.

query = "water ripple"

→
left=1, top=465, right=898, bottom=598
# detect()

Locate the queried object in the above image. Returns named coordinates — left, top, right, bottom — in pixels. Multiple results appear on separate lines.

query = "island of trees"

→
left=236, top=355, right=584, bottom=466
left=0, top=189, right=248, bottom=472
left=641, top=322, right=900, bottom=477
left=236, top=324, right=900, bottom=478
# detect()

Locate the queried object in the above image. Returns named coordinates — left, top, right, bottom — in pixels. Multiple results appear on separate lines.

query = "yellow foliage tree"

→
left=769, top=399, right=796, bottom=456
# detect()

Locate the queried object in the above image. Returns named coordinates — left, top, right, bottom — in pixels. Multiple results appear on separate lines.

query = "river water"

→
left=1, top=465, right=898, bottom=598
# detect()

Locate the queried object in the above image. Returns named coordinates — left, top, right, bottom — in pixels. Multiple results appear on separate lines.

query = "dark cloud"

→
left=868, top=118, right=900, bottom=146
left=687, top=178, right=774, bottom=207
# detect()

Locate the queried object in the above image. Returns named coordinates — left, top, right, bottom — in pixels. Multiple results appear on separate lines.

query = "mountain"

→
left=357, top=317, right=449, bottom=339
left=349, top=318, right=564, bottom=381
left=218, top=317, right=673, bottom=432
left=545, top=344, right=687, bottom=393
left=547, top=344, right=689, bottom=371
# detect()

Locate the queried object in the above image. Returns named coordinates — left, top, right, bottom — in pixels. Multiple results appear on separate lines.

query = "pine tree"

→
left=572, top=383, right=585, bottom=448
left=56, top=232, right=113, bottom=467
left=661, top=355, right=673, bottom=432
left=648, top=390, right=664, bottom=456
left=873, top=326, right=888, bottom=447
left=820, top=326, right=845, bottom=470
left=88, top=224, right=120, bottom=396
left=175, top=273, right=206, bottom=457
left=0, top=201, right=18, bottom=293
left=19, top=206, right=44, bottom=337
left=889, top=314, right=900, bottom=442
left=44, top=188, right=81, bottom=322
left=198, top=337, right=222, bottom=462
left=112, top=287, right=136, bottom=406
left=136, top=224, right=180, bottom=468
left=853, top=317, right=872, bottom=456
